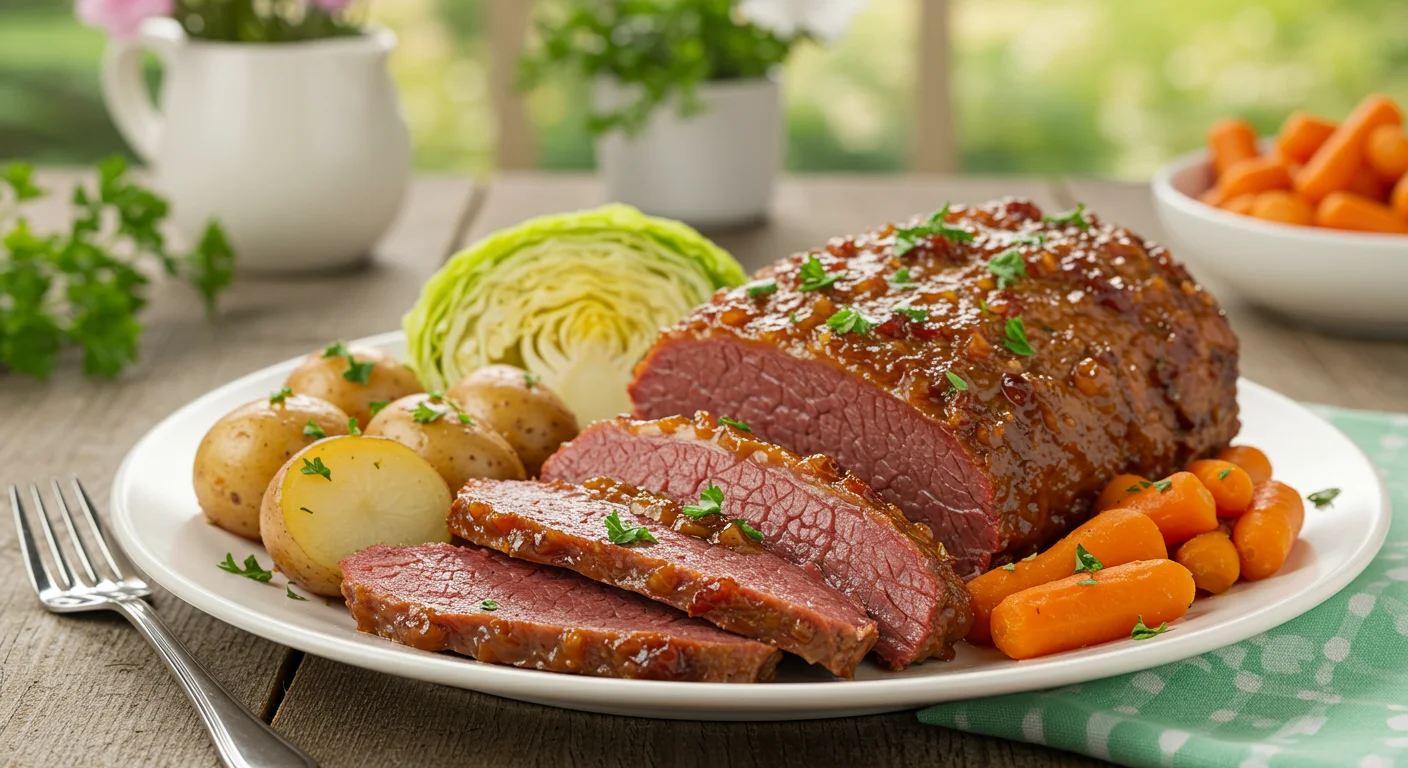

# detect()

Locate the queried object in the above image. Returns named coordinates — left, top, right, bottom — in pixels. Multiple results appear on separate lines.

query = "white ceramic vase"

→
left=595, top=76, right=782, bottom=229
left=101, top=18, right=411, bottom=273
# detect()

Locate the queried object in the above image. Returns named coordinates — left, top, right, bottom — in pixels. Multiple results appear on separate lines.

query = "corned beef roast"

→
left=541, top=413, right=971, bottom=669
left=448, top=478, right=878, bottom=677
left=341, top=543, right=781, bottom=682
left=627, top=199, right=1240, bottom=578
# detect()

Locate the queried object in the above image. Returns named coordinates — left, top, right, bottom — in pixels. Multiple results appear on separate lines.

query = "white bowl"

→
left=1151, top=147, right=1408, bottom=336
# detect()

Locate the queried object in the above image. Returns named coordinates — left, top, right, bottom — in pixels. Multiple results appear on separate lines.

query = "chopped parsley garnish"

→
left=299, top=506, right=313, bottom=514
left=789, top=313, right=798, bottom=324
left=682, top=482, right=725, bottom=518
left=286, top=585, right=308, bottom=601
left=734, top=519, right=765, bottom=542
left=412, top=401, right=447, bottom=424
left=718, top=416, right=752, bottom=433
left=1218, top=467, right=1233, bottom=481
left=1126, top=480, right=1155, bottom=493
left=369, top=400, right=391, bottom=417
left=1131, top=616, right=1170, bottom=640
left=826, top=306, right=875, bottom=335
left=1077, top=578, right=1098, bottom=586
left=893, top=203, right=975, bottom=256
left=889, top=268, right=920, bottom=290
left=342, top=358, right=374, bottom=385
left=1045, top=202, right=1090, bottom=231
left=269, top=387, right=294, bottom=405
left=893, top=305, right=929, bottom=323
left=300, top=456, right=331, bottom=481
left=348, top=417, right=362, bottom=436
left=373, top=460, right=382, bottom=469
left=303, top=421, right=327, bottom=440
left=479, top=599, right=499, bottom=611
left=747, top=280, right=778, bottom=297
left=524, top=372, right=541, bottom=387
left=1004, top=317, right=1035, bottom=356
left=1074, top=543, right=1103, bottom=575
left=1153, top=480, right=1174, bottom=493
left=798, top=254, right=840, bottom=292
left=944, top=371, right=969, bottom=392
left=1009, top=231, right=1047, bottom=247
left=1001, top=563, right=1016, bottom=571
left=978, top=299, right=997, bottom=315
left=1308, top=488, right=1341, bottom=509
left=457, top=412, right=475, bottom=425
left=986, top=248, right=1028, bottom=289
left=322, top=341, right=350, bottom=359
left=218, top=553, right=273, bottom=583
left=604, top=510, right=657, bottom=545
left=1022, top=552, right=1039, bottom=562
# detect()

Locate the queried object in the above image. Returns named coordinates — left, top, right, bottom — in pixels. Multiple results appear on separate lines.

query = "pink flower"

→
left=307, top=0, right=355, bottom=12
left=75, top=0, right=173, bottom=37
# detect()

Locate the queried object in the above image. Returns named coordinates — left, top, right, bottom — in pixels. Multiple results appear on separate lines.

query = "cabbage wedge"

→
left=403, top=204, right=746, bottom=424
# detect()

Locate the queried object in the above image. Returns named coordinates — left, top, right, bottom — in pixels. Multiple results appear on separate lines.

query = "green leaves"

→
left=798, top=254, right=841, bottom=292
left=269, top=387, right=294, bottom=405
left=218, top=553, right=274, bottom=583
left=412, top=401, right=447, bottom=424
left=944, top=371, right=969, bottom=392
left=747, top=280, right=778, bottom=297
left=826, top=306, right=875, bottom=335
left=888, top=268, right=919, bottom=290
left=300, top=457, right=332, bottom=481
left=1004, top=317, right=1035, bottom=356
left=893, top=203, right=974, bottom=256
left=1045, top=202, right=1091, bottom=231
left=717, top=416, right=752, bottom=433
left=893, top=305, right=928, bottom=323
left=1073, top=543, right=1103, bottom=575
left=303, top=421, right=327, bottom=440
left=478, top=599, right=499, bottom=611
left=0, top=158, right=234, bottom=381
left=1308, top=488, right=1341, bottom=509
left=733, top=519, right=764, bottom=542
left=604, top=510, right=658, bottom=545
left=985, top=249, right=1028, bottom=289
left=1131, top=616, right=1169, bottom=640
left=682, top=482, right=725, bottom=518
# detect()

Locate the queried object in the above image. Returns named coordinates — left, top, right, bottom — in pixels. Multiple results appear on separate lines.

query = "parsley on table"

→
left=269, top=387, right=294, bottom=405
left=604, top=510, right=657, bottom=545
left=1074, top=543, right=1103, bottom=575
left=893, top=305, right=929, bottom=323
left=368, top=400, right=391, bottom=417
left=1308, top=488, right=1341, bottom=509
left=286, top=585, right=308, bottom=601
left=944, top=371, right=969, bottom=392
left=747, top=280, right=778, bottom=297
left=718, top=416, right=752, bottom=433
left=733, top=519, right=764, bottom=542
left=893, top=203, right=974, bottom=256
left=303, top=421, right=327, bottom=440
left=218, top=553, right=273, bottom=583
left=1044, top=203, right=1091, bottom=231
left=478, top=599, right=499, bottom=611
left=826, top=307, right=875, bottom=335
left=797, top=254, right=841, bottom=292
left=682, top=483, right=725, bottom=518
left=889, top=268, right=920, bottom=290
left=1004, top=317, right=1035, bottom=356
left=412, top=401, right=447, bottom=424
left=1131, top=616, right=1170, bottom=640
left=300, top=457, right=332, bottom=481
left=1217, top=467, right=1233, bottom=481
left=986, top=249, right=1028, bottom=289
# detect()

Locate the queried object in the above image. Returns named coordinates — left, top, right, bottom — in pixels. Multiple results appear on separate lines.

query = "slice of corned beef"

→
left=539, top=413, right=972, bottom=670
left=340, top=543, right=781, bottom=683
left=448, top=479, right=878, bottom=677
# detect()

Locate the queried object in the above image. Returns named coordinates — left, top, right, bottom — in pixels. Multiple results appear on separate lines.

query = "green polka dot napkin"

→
left=919, top=406, right=1406, bottom=768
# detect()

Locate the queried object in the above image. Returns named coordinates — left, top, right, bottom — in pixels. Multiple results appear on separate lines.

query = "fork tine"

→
left=70, top=475, right=133, bottom=580
left=10, top=485, right=57, bottom=595
left=30, top=483, right=74, bottom=590
left=50, top=478, right=101, bottom=585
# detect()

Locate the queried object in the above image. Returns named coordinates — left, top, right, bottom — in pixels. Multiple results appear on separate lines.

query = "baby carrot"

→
left=1248, top=190, right=1314, bottom=226
left=1393, top=174, right=1408, bottom=220
left=1275, top=112, right=1337, bottom=165
left=1232, top=481, right=1306, bottom=581
left=966, top=508, right=1167, bottom=644
left=1296, top=94, right=1404, bottom=203
left=1347, top=166, right=1389, bottom=201
left=990, top=559, right=1196, bottom=660
left=1217, top=157, right=1293, bottom=200
left=1216, top=445, right=1273, bottom=485
left=1116, top=472, right=1219, bottom=546
left=1097, top=474, right=1151, bottom=512
left=1186, top=459, right=1254, bottom=517
left=1316, top=192, right=1408, bottom=234
left=1208, top=119, right=1261, bottom=178
left=1221, top=194, right=1258, bottom=216
left=1175, top=529, right=1240, bottom=594
left=1366, top=124, right=1408, bottom=182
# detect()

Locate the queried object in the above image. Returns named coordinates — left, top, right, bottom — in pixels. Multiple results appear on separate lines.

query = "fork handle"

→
left=115, top=598, right=317, bottom=768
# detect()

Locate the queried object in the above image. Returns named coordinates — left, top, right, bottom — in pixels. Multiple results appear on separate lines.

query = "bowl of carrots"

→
left=1152, top=94, right=1408, bottom=335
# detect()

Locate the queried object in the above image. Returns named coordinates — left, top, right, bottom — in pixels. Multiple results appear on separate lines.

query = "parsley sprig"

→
left=986, top=249, right=1028, bottom=289
left=1004, top=317, right=1035, bottom=356
left=218, top=553, right=273, bottom=583
left=798, top=254, right=840, bottom=292
left=604, top=510, right=657, bottom=545
left=682, top=483, right=725, bottom=518
left=1131, top=616, right=1170, bottom=640
left=733, top=519, right=765, bottom=542
left=1074, top=544, right=1103, bottom=581
left=894, top=203, right=974, bottom=256
left=1044, top=203, right=1091, bottom=231
left=1308, top=488, right=1341, bottom=508
left=747, top=280, right=778, bottom=297
left=826, top=306, right=875, bottom=335
left=300, top=456, right=332, bottom=481
left=718, top=416, right=752, bottom=433
left=889, top=268, right=920, bottom=290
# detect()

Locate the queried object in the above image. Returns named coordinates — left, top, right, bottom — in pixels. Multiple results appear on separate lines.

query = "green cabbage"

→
left=403, top=204, right=747, bottom=424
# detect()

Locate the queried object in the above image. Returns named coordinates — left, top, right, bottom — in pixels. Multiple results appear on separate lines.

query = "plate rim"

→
left=109, top=331, right=1393, bottom=720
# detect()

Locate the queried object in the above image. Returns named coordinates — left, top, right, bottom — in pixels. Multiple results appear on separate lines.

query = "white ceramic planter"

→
left=595, top=76, right=781, bottom=229
left=101, top=18, right=411, bottom=273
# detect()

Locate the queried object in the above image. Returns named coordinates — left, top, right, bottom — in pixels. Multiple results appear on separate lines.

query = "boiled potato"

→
left=365, top=393, right=525, bottom=491
left=193, top=392, right=350, bottom=540
left=260, top=435, right=452, bottom=597
left=285, top=342, right=421, bottom=425
left=447, top=365, right=579, bottom=477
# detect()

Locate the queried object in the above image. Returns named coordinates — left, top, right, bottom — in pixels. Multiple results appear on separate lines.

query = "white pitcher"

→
left=102, top=18, right=411, bottom=273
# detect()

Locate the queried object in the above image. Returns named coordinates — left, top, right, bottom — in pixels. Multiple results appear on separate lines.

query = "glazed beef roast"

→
left=628, top=199, right=1240, bottom=577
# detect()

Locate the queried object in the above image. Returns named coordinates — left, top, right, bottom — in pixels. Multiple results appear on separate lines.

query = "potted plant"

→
left=518, top=0, right=864, bottom=229
left=78, top=0, right=410, bottom=273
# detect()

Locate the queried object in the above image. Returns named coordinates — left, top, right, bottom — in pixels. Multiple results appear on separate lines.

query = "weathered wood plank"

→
left=0, top=173, right=476, bottom=767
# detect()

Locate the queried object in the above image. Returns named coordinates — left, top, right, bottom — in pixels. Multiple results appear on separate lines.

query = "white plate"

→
left=111, top=331, right=1391, bottom=721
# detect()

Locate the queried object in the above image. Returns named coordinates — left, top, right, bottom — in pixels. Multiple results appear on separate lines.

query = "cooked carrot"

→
left=966, top=508, right=1167, bottom=644
left=1216, top=445, right=1273, bottom=485
left=1347, top=166, right=1389, bottom=201
left=1316, top=192, right=1408, bottom=234
left=1199, top=187, right=1228, bottom=207
left=1185, top=459, right=1254, bottom=517
left=1296, top=95, right=1404, bottom=203
left=1366, top=124, right=1408, bottom=182
left=1232, top=481, right=1306, bottom=581
left=1248, top=190, right=1314, bottom=226
left=1208, top=119, right=1261, bottom=178
left=1115, top=472, right=1219, bottom=546
left=1217, top=157, right=1293, bottom=200
left=1275, top=112, right=1337, bottom=164
left=1097, top=474, right=1151, bottom=512
left=990, top=560, right=1196, bottom=660
left=1221, top=194, right=1258, bottom=215
left=1175, top=529, right=1240, bottom=594
left=1393, top=174, right=1408, bottom=220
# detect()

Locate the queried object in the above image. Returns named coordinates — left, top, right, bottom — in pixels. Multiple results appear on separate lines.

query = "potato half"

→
left=365, top=392, right=526, bottom=491
left=285, top=343, right=422, bottom=425
left=193, top=394, right=350, bottom=540
left=447, top=365, right=579, bottom=477
left=260, top=435, right=452, bottom=597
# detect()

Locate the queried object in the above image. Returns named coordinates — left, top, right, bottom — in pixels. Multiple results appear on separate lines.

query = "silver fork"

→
left=11, top=477, right=316, bottom=768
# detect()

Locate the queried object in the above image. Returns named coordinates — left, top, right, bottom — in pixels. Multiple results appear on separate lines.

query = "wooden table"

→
left=3, top=172, right=1405, bottom=768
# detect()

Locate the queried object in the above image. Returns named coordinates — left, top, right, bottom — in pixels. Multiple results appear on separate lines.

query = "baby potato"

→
left=193, top=392, right=350, bottom=540
left=261, top=435, right=452, bottom=597
left=285, top=342, right=422, bottom=425
left=447, top=365, right=579, bottom=477
left=365, top=393, right=526, bottom=491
